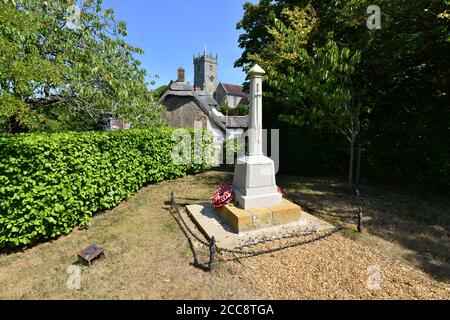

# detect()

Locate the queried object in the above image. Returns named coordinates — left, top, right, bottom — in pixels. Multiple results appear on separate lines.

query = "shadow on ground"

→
left=278, top=174, right=450, bottom=283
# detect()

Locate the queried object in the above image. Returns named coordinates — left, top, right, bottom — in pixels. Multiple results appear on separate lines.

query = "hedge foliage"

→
left=0, top=128, right=213, bottom=250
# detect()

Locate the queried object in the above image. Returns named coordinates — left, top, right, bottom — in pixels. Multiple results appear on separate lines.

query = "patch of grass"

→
left=181, top=243, right=191, bottom=258
left=212, top=260, right=229, bottom=274
left=278, top=174, right=450, bottom=281
left=163, top=222, right=177, bottom=234
left=342, top=229, right=361, bottom=240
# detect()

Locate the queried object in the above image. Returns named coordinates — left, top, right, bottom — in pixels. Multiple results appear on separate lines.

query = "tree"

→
left=152, top=81, right=172, bottom=100
left=236, top=103, right=249, bottom=116
left=438, top=1, right=450, bottom=42
left=249, top=5, right=369, bottom=189
left=0, top=0, right=163, bottom=133
left=220, top=102, right=231, bottom=115
left=235, top=0, right=285, bottom=71
left=236, top=0, right=450, bottom=189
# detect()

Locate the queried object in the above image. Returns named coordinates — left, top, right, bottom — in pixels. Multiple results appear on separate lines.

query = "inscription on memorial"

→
left=248, top=165, right=274, bottom=188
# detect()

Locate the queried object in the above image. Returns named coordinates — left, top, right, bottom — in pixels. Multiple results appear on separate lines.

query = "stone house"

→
left=215, top=82, right=249, bottom=109
left=98, top=113, right=131, bottom=131
left=160, top=66, right=248, bottom=164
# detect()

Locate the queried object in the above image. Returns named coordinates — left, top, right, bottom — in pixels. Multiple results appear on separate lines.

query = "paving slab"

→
left=186, top=203, right=335, bottom=249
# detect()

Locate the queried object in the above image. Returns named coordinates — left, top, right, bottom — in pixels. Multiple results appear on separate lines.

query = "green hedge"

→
left=0, top=128, right=213, bottom=250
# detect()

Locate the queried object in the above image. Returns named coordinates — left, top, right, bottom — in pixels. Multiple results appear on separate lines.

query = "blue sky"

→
left=102, top=0, right=255, bottom=89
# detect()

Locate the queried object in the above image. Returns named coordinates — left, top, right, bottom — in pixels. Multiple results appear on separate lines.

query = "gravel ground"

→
left=173, top=171, right=450, bottom=300
left=224, top=233, right=450, bottom=300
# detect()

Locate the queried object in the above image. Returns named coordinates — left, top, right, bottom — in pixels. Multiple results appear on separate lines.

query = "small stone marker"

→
left=77, top=244, right=104, bottom=265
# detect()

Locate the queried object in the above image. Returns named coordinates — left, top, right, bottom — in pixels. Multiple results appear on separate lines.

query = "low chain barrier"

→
left=169, top=191, right=364, bottom=271
left=288, top=198, right=364, bottom=233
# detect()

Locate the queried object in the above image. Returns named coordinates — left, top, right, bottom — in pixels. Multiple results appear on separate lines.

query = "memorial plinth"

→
left=217, top=198, right=302, bottom=233
left=233, top=155, right=282, bottom=210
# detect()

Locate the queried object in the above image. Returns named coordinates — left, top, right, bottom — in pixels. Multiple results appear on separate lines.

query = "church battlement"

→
left=193, top=53, right=218, bottom=64
left=193, top=52, right=218, bottom=95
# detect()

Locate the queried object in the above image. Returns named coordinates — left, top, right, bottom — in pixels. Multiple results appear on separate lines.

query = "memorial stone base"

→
left=216, top=198, right=302, bottom=233
left=232, top=155, right=282, bottom=210
left=186, top=200, right=334, bottom=249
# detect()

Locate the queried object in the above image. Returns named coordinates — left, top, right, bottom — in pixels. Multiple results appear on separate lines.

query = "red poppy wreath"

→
left=211, top=181, right=235, bottom=208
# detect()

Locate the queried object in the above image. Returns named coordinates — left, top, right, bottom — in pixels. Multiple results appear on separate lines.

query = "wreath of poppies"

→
left=211, top=181, right=234, bottom=208
left=277, top=186, right=282, bottom=194
left=211, top=182, right=282, bottom=208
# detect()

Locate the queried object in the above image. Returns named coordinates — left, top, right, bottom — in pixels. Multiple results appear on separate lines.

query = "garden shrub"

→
left=0, top=128, right=213, bottom=250
left=236, top=104, right=249, bottom=116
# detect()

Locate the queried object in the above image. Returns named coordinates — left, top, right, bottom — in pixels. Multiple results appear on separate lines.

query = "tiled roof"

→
left=197, top=92, right=220, bottom=111
left=223, top=116, right=248, bottom=128
left=221, top=83, right=248, bottom=97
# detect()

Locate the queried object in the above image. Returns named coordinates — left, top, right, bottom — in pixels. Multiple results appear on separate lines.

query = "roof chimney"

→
left=177, top=67, right=185, bottom=82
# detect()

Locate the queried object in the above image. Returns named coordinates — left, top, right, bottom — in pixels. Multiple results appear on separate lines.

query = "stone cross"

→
left=248, top=64, right=265, bottom=156
left=232, top=64, right=282, bottom=210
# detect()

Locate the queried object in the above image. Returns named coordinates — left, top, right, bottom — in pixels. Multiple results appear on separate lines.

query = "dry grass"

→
left=0, top=169, right=449, bottom=299
left=0, top=171, right=254, bottom=299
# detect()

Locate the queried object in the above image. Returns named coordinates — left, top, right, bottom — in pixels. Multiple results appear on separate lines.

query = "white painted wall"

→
left=227, top=95, right=243, bottom=109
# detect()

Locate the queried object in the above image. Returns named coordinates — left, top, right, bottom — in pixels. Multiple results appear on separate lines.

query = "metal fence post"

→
left=357, top=206, right=363, bottom=232
left=209, top=236, right=217, bottom=271
left=170, top=191, right=175, bottom=211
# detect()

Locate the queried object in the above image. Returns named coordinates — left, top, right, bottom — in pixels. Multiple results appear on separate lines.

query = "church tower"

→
left=193, top=52, right=218, bottom=95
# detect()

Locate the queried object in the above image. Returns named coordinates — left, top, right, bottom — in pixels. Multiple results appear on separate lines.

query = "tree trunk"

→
left=348, top=135, right=356, bottom=191
left=356, top=145, right=362, bottom=187
left=9, top=116, right=21, bottom=134
left=8, top=115, right=29, bottom=134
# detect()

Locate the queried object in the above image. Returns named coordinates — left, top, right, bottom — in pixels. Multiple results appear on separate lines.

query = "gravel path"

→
left=226, top=233, right=450, bottom=300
